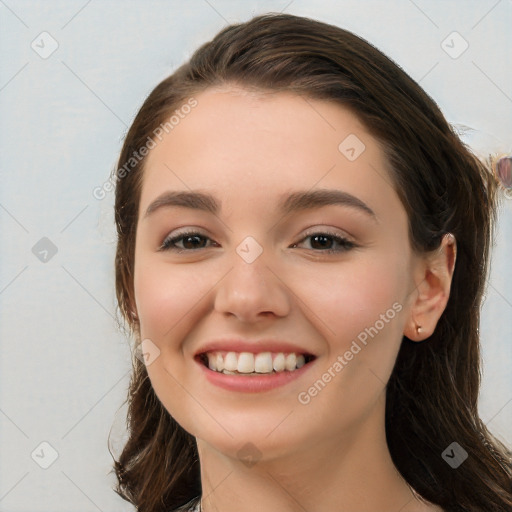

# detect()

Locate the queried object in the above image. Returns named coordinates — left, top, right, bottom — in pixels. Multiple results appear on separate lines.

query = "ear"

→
left=403, top=233, right=457, bottom=341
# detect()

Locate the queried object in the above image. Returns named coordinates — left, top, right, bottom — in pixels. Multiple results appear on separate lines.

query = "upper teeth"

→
left=205, top=351, right=307, bottom=374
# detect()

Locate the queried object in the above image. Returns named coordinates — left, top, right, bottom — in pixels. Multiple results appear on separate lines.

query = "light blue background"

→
left=1, top=1, right=511, bottom=510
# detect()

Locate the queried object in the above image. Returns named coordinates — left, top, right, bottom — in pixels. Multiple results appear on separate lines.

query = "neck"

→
left=196, top=393, right=430, bottom=512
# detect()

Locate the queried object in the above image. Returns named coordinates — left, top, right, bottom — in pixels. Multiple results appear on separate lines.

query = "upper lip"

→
left=194, top=339, right=316, bottom=357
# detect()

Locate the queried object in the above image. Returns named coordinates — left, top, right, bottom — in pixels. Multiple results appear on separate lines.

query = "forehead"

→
left=139, top=86, right=403, bottom=226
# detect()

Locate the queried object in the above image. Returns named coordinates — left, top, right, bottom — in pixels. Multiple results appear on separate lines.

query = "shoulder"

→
left=407, top=499, right=444, bottom=512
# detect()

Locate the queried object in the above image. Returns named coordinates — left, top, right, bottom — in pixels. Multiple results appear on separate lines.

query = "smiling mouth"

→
left=197, top=351, right=316, bottom=375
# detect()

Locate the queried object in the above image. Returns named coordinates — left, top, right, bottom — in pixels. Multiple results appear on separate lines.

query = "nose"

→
left=213, top=247, right=291, bottom=323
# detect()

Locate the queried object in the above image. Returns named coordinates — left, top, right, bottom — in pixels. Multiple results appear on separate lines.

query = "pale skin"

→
left=132, top=85, right=456, bottom=512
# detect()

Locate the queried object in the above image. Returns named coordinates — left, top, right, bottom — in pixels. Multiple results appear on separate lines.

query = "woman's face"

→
left=133, top=86, right=421, bottom=460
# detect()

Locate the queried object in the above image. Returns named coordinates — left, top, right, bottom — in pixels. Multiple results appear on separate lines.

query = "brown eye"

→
left=293, top=231, right=356, bottom=254
left=160, top=231, right=215, bottom=252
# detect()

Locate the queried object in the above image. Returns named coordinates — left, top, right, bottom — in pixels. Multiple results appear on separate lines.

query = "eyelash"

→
left=159, top=229, right=357, bottom=254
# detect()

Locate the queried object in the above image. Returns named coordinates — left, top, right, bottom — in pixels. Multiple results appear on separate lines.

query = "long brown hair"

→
left=109, top=12, right=512, bottom=512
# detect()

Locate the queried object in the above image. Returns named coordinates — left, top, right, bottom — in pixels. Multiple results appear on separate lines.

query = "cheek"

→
left=293, top=255, right=405, bottom=341
left=290, top=257, right=407, bottom=423
left=133, top=259, right=209, bottom=341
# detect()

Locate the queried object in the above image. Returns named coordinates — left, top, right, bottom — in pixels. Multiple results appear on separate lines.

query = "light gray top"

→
left=172, top=496, right=201, bottom=512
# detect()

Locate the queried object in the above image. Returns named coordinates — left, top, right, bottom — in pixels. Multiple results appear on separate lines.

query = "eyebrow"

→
left=143, top=188, right=378, bottom=222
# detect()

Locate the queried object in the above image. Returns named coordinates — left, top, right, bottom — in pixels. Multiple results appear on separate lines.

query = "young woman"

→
left=110, top=12, right=512, bottom=512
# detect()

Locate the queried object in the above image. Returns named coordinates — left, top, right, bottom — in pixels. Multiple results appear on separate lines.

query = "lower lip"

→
left=195, top=358, right=315, bottom=393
